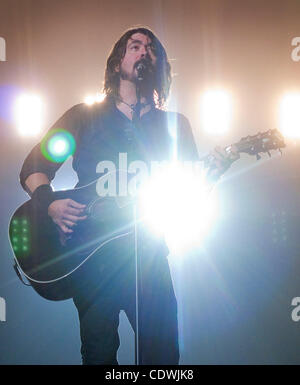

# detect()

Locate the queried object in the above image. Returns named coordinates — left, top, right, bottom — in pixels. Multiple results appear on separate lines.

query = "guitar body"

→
left=9, top=179, right=134, bottom=301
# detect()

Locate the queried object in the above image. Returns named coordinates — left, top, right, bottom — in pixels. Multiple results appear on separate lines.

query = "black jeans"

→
left=72, top=235, right=179, bottom=365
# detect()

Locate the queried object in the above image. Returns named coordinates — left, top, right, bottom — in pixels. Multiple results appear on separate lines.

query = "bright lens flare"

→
left=201, top=90, right=232, bottom=135
left=14, top=94, right=44, bottom=136
left=279, top=92, right=300, bottom=138
left=41, top=129, right=76, bottom=163
left=139, top=164, right=218, bottom=253
left=51, top=138, right=67, bottom=155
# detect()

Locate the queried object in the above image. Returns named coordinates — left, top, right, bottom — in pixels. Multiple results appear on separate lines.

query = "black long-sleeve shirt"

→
left=19, top=97, right=200, bottom=264
left=20, top=97, right=199, bottom=191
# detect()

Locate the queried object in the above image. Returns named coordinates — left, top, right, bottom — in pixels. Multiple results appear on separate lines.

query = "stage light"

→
left=279, top=92, right=300, bottom=138
left=84, top=92, right=106, bottom=105
left=95, top=92, right=106, bottom=103
left=14, top=93, right=44, bottom=136
left=138, top=163, right=218, bottom=253
left=201, top=90, right=232, bottom=135
left=84, top=95, right=95, bottom=105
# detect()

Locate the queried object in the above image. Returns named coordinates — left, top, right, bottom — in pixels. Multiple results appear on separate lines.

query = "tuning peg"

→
left=256, top=154, right=261, bottom=161
left=267, top=151, right=271, bottom=157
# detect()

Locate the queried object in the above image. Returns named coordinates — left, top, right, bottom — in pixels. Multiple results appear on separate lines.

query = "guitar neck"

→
left=200, top=129, right=285, bottom=162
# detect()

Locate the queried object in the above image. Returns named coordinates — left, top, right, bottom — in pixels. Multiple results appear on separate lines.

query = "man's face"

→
left=118, top=32, right=157, bottom=83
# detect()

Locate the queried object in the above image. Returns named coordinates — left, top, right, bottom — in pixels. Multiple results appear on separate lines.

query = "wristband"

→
left=31, top=184, right=56, bottom=214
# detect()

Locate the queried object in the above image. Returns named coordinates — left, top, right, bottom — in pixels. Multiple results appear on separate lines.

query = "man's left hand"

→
left=206, top=145, right=240, bottom=183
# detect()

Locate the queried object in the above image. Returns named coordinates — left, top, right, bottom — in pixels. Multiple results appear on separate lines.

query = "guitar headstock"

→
left=234, top=129, right=286, bottom=159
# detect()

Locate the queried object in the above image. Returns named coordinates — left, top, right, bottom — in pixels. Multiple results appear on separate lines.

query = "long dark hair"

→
left=103, top=27, right=172, bottom=109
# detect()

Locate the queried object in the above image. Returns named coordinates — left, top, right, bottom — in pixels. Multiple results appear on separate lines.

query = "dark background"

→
left=0, top=0, right=299, bottom=364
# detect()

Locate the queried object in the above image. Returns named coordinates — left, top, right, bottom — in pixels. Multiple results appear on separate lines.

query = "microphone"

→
left=135, top=60, right=148, bottom=81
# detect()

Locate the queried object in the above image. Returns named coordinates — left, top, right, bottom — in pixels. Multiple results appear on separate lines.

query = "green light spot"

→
left=12, top=237, right=18, bottom=243
left=12, top=219, right=19, bottom=225
left=41, top=128, right=76, bottom=163
left=22, top=246, right=28, bottom=251
left=23, top=237, right=28, bottom=242
left=22, top=228, right=28, bottom=233
left=22, top=219, right=28, bottom=225
left=13, top=246, right=18, bottom=251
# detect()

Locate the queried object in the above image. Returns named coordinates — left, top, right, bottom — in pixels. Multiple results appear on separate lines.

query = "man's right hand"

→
left=48, top=199, right=87, bottom=234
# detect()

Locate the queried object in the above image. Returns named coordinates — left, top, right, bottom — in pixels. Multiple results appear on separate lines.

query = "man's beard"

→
left=120, top=61, right=155, bottom=86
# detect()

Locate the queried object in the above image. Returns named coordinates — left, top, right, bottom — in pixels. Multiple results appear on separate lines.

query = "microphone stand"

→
left=133, top=77, right=143, bottom=366
left=133, top=204, right=141, bottom=366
